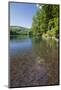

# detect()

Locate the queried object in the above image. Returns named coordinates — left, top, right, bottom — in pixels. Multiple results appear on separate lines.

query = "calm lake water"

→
left=10, top=36, right=59, bottom=87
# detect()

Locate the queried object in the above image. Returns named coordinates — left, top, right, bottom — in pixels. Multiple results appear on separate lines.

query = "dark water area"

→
left=9, top=36, right=59, bottom=87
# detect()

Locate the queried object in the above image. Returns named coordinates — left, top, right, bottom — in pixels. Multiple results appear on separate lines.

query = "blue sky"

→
left=10, top=2, right=38, bottom=28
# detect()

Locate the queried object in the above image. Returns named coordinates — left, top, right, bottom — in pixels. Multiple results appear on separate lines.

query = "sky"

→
left=10, top=2, right=38, bottom=28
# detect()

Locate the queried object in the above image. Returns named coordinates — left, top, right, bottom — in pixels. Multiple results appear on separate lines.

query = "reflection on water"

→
left=10, top=39, right=32, bottom=55
left=10, top=36, right=59, bottom=87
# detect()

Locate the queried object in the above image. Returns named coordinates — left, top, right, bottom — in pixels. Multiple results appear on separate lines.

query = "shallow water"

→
left=9, top=37, right=59, bottom=87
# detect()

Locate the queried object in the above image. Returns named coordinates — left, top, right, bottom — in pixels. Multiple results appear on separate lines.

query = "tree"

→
left=31, top=4, right=59, bottom=38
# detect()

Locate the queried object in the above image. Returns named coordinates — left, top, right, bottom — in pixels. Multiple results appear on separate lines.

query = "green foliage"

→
left=32, top=4, right=59, bottom=39
left=47, top=17, right=59, bottom=38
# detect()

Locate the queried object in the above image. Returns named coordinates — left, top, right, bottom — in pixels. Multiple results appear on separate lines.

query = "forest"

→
left=31, top=4, right=59, bottom=39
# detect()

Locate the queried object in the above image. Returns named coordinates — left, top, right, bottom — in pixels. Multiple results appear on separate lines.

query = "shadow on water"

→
left=9, top=35, right=59, bottom=87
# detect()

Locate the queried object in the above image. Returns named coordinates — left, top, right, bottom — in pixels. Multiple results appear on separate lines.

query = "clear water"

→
left=9, top=37, right=59, bottom=87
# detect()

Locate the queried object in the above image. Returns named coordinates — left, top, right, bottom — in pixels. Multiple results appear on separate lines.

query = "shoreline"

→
left=42, top=35, right=58, bottom=42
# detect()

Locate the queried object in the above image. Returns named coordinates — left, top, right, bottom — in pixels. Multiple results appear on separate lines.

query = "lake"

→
left=9, top=36, right=59, bottom=87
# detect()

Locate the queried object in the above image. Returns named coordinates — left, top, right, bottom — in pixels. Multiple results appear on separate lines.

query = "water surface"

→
left=10, top=37, right=59, bottom=87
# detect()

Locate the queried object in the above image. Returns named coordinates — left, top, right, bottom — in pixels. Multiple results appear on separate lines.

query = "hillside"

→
left=10, top=26, right=30, bottom=35
left=10, top=26, right=29, bottom=31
